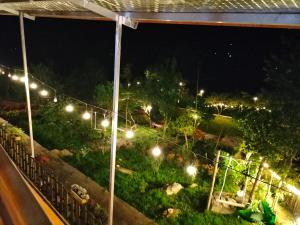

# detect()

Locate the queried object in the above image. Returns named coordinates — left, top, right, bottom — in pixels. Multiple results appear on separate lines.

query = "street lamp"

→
left=82, top=111, right=91, bottom=120
left=101, top=119, right=110, bottom=128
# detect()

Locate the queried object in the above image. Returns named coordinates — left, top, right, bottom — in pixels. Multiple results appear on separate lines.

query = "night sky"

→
left=1, top=16, right=300, bottom=94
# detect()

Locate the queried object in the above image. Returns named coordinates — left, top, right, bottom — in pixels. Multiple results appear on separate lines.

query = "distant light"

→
left=237, top=190, right=245, bottom=197
left=82, top=111, right=91, bottom=120
left=146, top=105, right=152, bottom=112
left=65, top=104, right=74, bottom=112
left=137, top=81, right=141, bottom=85
left=253, top=96, right=258, bottom=102
left=53, top=97, right=58, bottom=103
left=198, top=89, right=205, bottom=96
left=151, top=146, right=162, bottom=157
left=186, top=165, right=197, bottom=176
left=263, top=162, right=269, bottom=168
left=287, top=184, right=300, bottom=196
left=30, top=82, right=38, bottom=89
left=101, top=119, right=110, bottom=128
left=125, top=130, right=134, bottom=139
left=179, top=82, right=184, bottom=86
left=19, top=76, right=26, bottom=83
left=40, top=90, right=48, bottom=97
left=8, top=73, right=12, bottom=78
left=1, top=71, right=4, bottom=75
left=192, top=114, right=199, bottom=120
left=11, top=75, right=19, bottom=81
left=127, top=83, right=131, bottom=87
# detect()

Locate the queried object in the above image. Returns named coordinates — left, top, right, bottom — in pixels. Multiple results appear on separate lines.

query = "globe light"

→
left=101, top=119, right=110, bottom=128
left=82, top=111, right=91, bottom=120
left=198, top=89, right=205, bottom=96
left=8, top=73, right=12, bottom=78
left=151, top=146, right=162, bottom=157
left=11, top=75, right=19, bottom=81
left=53, top=97, right=58, bottom=103
left=179, top=82, right=184, bottom=86
left=253, top=96, right=258, bottom=102
left=146, top=105, right=152, bottom=112
left=1, top=71, right=5, bottom=75
left=236, top=190, right=245, bottom=197
left=30, top=82, right=38, bottom=89
left=125, top=130, right=134, bottom=139
left=137, top=81, right=141, bottom=85
left=296, top=217, right=300, bottom=225
left=40, top=90, right=49, bottom=97
left=65, top=104, right=74, bottom=112
left=19, top=76, right=26, bottom=83
left=186, top=165, right=197, bottom=176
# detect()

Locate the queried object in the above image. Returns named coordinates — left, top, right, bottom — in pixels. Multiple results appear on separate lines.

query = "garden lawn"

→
left=64, top=148, right=253, bottom=225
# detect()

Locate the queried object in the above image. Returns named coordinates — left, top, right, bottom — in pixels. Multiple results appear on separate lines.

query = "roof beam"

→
left=68, top=0, right=138, bottom=29
left=0, top=5, right=35, bottom=20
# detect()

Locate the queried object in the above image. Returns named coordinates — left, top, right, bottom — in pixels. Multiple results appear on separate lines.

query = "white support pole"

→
left=108, top=16, right=122, bottom=225
left=218, top=156, right=232, bottom=199
left=19, top=12, right=35, bottom=158
left=207, top=149, right=221, bottom=211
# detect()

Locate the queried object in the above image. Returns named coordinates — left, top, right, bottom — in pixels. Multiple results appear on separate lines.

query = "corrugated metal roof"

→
left=1, top=0, right=300, bottom=28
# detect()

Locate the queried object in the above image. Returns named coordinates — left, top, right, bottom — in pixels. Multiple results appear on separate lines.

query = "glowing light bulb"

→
left=82, top=111, right=91, bottom=120
left=1, top=71, right=4, bottom=75
left=296, top=217, right=300, bottom=225
left=179, top=82, right=184, bottom=86
left=8, top=73, right=11, bottom=78
left=11, top=75, right=19, bottom=81
left=137, top=81, right=141, bottom=85
left=125, top=130, right=134, bottom=139
left=146, top=105, right=152, bottom=112
left=53, top=97, right=58, bottom=103
left=263, top=162, right=269, bottom=168
left=101, top=119, right=110, bottom=128
left=65, top=104, right=74, bottom=112
left=237, top=190, right=245, bottom=197
left=40, top=90, right=48, bottom=97
left=253, top=96, right=258, bottom=102
left=151, top=146, right=161, bottom=157
left=30, top=82, right=37, bottom=89
left=19, top=76, right=26, bottom=83
left=186, top=165, right=197, bottom=176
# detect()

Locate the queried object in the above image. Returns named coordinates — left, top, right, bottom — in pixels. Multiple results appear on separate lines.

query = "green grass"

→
left=200, top=115, right=242, bottom=138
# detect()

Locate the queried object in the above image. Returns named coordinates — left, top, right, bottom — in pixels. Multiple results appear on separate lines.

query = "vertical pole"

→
left=272, top=180, right=283, bottom=210
left=218, top=156, right=232, bottom=199
left=19, top=12, right=35, bottom=158
left=249, top=159, right=264, bottom=203
left=266, top=173, right=273, bottom=199
left=242, top=161, right=251, bottom=204
left=108, top=16, right=122, bottom=225
left=207, top=149, right=221, bottom=211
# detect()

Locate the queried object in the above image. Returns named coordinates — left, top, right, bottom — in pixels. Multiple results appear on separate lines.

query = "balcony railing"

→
left=0, top=125, right=105, bottom=225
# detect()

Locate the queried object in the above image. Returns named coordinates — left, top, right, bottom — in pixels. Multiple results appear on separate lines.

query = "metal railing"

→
left=0, top=126, right=105, bottom=225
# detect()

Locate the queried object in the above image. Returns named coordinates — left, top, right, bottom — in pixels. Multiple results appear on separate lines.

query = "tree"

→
left=136, top=58, right=185, bottom=136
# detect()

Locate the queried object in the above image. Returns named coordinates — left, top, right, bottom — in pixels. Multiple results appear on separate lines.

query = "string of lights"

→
left=0, top=64, right=136, bottom=136
left=1, top=63, right=299, bottom=198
